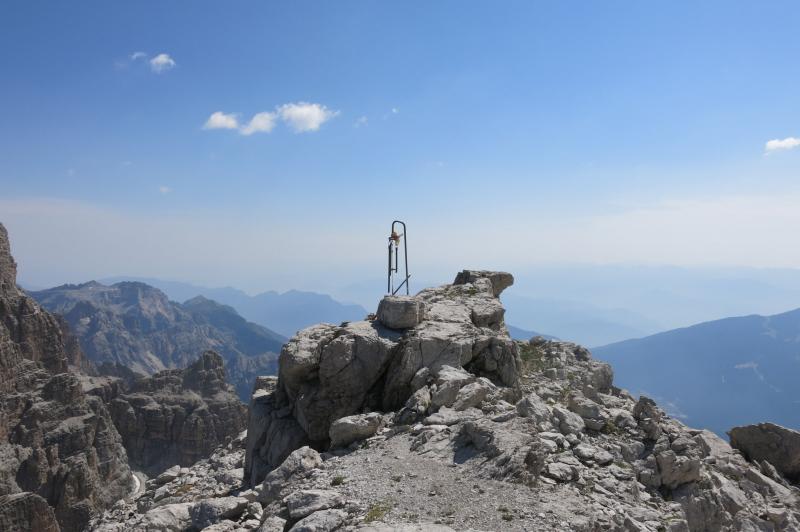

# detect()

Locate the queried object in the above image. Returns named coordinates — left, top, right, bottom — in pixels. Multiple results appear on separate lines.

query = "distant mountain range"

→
left=102, top=276, right=369, bottom=338
left=593, top=308, right=800, bottom=436
left=506, top=324, right=557, bottom=342
left=30, top=281, right=285, bottom=400
left=502, top=293, right=661, bottom=347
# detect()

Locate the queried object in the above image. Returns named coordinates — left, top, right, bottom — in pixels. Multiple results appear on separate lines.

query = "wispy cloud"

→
left=765, top=136, right=800, bottom=153
left=355, top=116, right=368, bottom=127
left=130, top=51, right=147, bottom=61
left=203, top=112, right=239, bottom=130
left=277, top=102, right=339, bottom=133
left=149, top=53, right=176, bottom=73
left=240, top=112, right=277, bottom=136
left=158, top=185, right=171, bottom=195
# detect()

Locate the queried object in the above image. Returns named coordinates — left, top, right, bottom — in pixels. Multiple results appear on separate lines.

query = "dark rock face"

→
left=0, top=492, right=60, bottom=532
left=108, top=351, right=248, bottom=475
left=729, top=423, right=800, bottom=482
left=0, top=223, right=132, bottom=532
left=30, top=283, right=284, bottom=400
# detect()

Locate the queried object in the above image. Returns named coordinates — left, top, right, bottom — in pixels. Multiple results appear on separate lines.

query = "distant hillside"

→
left=506, top=324, right=557, bottom=342
left=31, top=281, right=285, bottom=400
left=103, top=276, right=369, bottom=338
left=502, top=293, right=661, bottom=347
left=593, top=308, right=800, bottom=436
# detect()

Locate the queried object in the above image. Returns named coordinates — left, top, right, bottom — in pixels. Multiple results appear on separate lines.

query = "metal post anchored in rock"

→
left=387, top=220, right=410, bottom=295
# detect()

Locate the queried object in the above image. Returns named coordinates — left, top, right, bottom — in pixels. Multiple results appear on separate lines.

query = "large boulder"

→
left=258, top=446, right=324, bottom=504
left=329, top=413, right=384, bottom=448
left=281, top=321, right=400, bottom=442
left=289, top=509, right=347, bottom=532
left=453, top=270, right=514, bottom=297
left=284, top=490, right=344, bottom=520
left=377, top=296, right=426, bottom=329
left=729, top=423, right=800, bottom=482
left=189, top=496, right=248, bottom=529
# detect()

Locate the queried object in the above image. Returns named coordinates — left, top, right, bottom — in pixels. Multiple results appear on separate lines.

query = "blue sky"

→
left=2, top=1, right=800, bottom=295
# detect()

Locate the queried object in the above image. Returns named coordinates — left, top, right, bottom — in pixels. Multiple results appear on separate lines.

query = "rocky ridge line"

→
left=0, top=223, right=133, bottom=532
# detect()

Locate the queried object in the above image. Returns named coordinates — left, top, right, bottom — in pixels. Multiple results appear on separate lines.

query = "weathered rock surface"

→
left=31, top=282, right=284, bottom=400
left=0, top=492, right=60, bottom=532
left=729, top=422, right=800, bottom=482
left=91, top=270, right=800, bottom=532
left=107, top=351, right=248, bottom=475
left=0, top=223, right=132, bottom=532
left=329, top=413, right=384, bottom=449
left=377, top=295, right=426, bottom=329
left=244, top=271, right=520, bottom=486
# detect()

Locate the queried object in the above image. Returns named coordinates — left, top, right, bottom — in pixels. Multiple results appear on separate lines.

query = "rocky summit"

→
left=90, top=269, right=800, bottom=532
left=0, top=224, right=133, bottom=532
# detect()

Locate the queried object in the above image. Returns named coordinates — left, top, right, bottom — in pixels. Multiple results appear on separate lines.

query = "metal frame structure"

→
left=387, top=220, right=410, bottom=295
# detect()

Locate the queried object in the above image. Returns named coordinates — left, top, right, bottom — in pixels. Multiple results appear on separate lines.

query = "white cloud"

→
left=391, top=107, right=399, bottom=114
left=158, top=186, right=171, bottom=195
left=765, top=137, right=800, bottom=153
left=240, top=112, right=277, bottom=136
left=130, top=51, right=147, bottom=61
left=277, top=102, right=339, bottom=132
left=355, top=116, right=368, bottom=127
left=149, top=53, right=176, bottom=73
left=203, top=112, right=239, bottom=130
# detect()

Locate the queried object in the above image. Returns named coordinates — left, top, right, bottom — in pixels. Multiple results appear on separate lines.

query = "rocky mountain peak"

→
left=31, top=280, right=282, bottom=398
left=245, top=270, right=521, bottom=485
left=182, top=350, right=230, bottom=395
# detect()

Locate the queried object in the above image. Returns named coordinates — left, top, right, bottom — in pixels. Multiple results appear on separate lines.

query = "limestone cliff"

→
left=0, top=223, right=133, bottom=532
left=106, top=351, right=248, bottom=476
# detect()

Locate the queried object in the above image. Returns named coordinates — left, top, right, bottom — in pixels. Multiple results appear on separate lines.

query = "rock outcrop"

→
left=244, top=270, right=520, bottom=485
left=31, top=283, right=284, bottom=400
left=87, top=269, right=800, bottom=531
left=107, top=351, right=248, bottom=475
left=729, top=422, right=800, bottom=482
left=0, top=223, right=133, bottom=532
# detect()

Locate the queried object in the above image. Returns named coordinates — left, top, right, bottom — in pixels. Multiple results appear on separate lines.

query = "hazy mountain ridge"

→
left=30, top=280, right=284, bottom=400
left=102, top=276, right=369, bottom=338
left=593, top=308, right=800, bottom=436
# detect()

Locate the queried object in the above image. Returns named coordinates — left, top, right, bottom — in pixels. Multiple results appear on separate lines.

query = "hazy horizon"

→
left=3, top=1, right=800, bottom=341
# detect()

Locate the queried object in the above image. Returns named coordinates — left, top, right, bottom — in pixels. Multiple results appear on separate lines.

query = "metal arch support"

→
left=387, top=220, right=410, bottom=295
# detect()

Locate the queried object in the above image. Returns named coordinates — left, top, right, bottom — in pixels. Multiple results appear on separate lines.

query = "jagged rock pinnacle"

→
left=0, top=223, right=18, bottom=292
